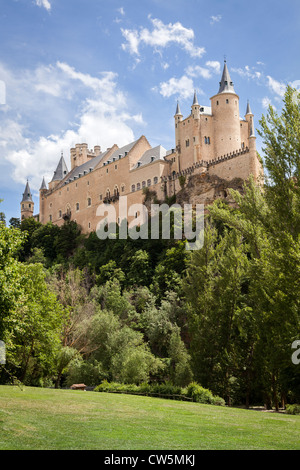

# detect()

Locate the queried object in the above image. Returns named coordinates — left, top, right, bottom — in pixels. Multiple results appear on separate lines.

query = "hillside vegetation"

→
left=1, top=87, right=300, bottom=411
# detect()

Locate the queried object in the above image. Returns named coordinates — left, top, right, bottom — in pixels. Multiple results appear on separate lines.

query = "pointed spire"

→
left=51, top=155, right=69, bottom=182
left=245, top=100, right=253, bottom=115
left=218, top=60, right=235, bottom=94
left=22, top=180, right=33, bottom=202
left=175, top=100, right=182, bottom=116
left=192, top=89, right=199, bottom=106
left=40, top=177, right=47, bottom=191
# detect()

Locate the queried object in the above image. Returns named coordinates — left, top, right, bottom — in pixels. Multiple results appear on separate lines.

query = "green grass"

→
left=0, top=385, right=299, bottom=450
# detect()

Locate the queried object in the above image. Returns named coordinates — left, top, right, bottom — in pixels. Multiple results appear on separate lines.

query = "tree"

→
left=3, top=263, right=64, bottom=384
left=9, top=218, right=21, bottom=229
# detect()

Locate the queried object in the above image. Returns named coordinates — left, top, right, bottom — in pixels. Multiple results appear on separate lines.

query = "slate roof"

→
left=245, top=100, right=253, bottom=115
left=133, top=145, right=167, bottom=170
left=51, top=156, right=69, bottom=182
left=22, top=181, right=33, bottom=202
left=40, top=177, right=47, bottom=190
left=218, top=61, right=236, bottom=94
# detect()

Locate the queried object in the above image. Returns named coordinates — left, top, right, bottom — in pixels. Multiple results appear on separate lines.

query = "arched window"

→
left=87, top=198, right=91, bottom=206
left=147, top=179, right=151, bottom=187
left=137, top=182, right=141, bottom=190
left=142, top=181, right=146, bottom=188
left=154, top=177, right=158, bottom=184
left=131, top=184, right=135, bottom=192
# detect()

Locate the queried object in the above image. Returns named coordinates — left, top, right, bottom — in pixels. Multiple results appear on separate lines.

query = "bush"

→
left=94, top=380, right=225, bottom=406
left=285, top=404, right=300, bottom=415
left=186, top=382, right=215, bottom=404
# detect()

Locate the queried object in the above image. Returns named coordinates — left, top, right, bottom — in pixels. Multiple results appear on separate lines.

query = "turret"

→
left=39, top=177, right=48, bottom=224
left=21, top=180, right=34, bottom=220
left=191, top=90, right=200, bottom=120
left=174, top=100, right=183, bottom=156
left=245, top=100, right=255, bottom=138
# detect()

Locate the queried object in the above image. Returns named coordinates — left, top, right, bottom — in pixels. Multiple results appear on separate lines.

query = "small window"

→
left=154, top=177, right=158, bottom=184
left=142, top=181, right=146, bottom=188
left=185, top=139, right=190, bottom=147
left=100, top=194, right=102, bottom=201
left=147, top=179, right=151, bottom=187
left=87, top=198, right=91, bottom=206
left=76, top=203, right=79, bottom=211
left=204, top=137, right=207, bottom=144
left=115, top=165, right=118, bottom=170
left=137, top=183, right=141, bottom=191
left=121, top=185, right=125, bottom=193
left=49, top=215, right=52, bottom=222
left=132, top=184, right=135, bottom=192
left=106, top=168, right=108, bottom=174
left=216, top=100, right=219, bottom=105
left=88, top=222, right=91, bottom=229
left=226, top=99, right=229, bottom=104
left=59, top=210, right=62, bottom=218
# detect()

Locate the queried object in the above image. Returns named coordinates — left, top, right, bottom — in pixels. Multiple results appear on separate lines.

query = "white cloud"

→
left=35, top=0, right=51, bottom=11
left=121, top=16, right=205, bottom=58
left=266, top=75, right=286, bottom=97
left=206, top=60, right=221, bottom=75
left=232, top=65, right=262, bottom=81
left=262, top=96, right=274, bottom=109
left=186, top=65, right=212, bottom=80
left=117, top=7, right=125, bottom=16
left=210, top=15, right=222, bottom=25
left=154, top=75, right=200, bottom=100
left=1, top=62, right=141, bottom=192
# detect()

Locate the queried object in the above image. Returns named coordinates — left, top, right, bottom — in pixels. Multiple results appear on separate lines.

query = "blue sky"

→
left=0, top=0, right=300, bottom=222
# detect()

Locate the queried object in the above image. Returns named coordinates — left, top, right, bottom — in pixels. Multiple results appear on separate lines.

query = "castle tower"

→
left=21, top=180, right=34, bottom=220
left=191, top=90, right=201, bottom=163
left=245, top=100, right=254, bottom=138
left=174, top=101, right=183, bottom=171
left=210, top=60, right=241, bottom=157
left=39, top=177, right=47, bottom=225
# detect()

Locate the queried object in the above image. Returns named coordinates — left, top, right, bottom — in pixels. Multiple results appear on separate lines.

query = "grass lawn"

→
left=0, top=385, right=299, bottom=450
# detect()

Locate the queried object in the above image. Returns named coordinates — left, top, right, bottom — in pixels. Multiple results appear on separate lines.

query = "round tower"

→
left=210, top=61, right=241, bottom=157
left=174, top=100, right=183, bottom=171
left=21, top=180, right=34, bottom=220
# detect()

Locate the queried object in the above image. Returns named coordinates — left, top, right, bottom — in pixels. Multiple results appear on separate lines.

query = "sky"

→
left=0, top=0, right=300, bottom=222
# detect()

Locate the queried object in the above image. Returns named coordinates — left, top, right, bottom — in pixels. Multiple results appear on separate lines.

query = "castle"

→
left=21, top=61, right=263, bottom=232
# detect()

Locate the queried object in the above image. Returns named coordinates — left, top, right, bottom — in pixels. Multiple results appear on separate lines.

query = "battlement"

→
left=161, top=147, right=250, bottom=183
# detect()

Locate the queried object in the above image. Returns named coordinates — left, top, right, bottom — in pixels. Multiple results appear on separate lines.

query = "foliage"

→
left=94, top=380, right=225, bottom=405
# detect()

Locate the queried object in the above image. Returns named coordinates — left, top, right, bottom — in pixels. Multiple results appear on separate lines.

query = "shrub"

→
left=285, top=404, right=300, bottom=415
left=94, top=380, right=225, bottom=406
left=186, top=382, right=214, bottom=404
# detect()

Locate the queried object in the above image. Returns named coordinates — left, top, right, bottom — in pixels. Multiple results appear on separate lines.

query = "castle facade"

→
left=21, top=61, right=263, bottom=232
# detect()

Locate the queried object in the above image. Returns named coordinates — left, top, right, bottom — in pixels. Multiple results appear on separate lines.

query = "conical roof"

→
left=22, top=181, right=33, bottom=202
left=40, top=177, right=47, bottom=191
left=192, top=89, right=199, bottom=105
left=51, top=155, right=69, bottom=182
left=175, top=100, right=182, bottom=115
left=245, top=100, right=253, bottom=115
left=218, top=61, right=235, bottom=94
